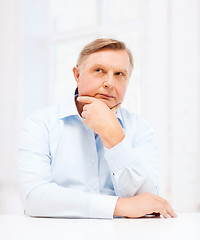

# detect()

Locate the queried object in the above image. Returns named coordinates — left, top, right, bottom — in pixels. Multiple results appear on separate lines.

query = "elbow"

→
left=135, top=176, right=158, bottom=195
left=22, top=191, right=47, bottom=217
left=23, top=198, right=42, bottom=217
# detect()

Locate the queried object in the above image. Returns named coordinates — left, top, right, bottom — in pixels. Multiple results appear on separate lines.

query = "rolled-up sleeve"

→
left=104, top=121, right=159, bottom=198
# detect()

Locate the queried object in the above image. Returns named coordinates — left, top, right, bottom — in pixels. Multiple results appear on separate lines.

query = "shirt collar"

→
left=59, top=88, right=125, bottom=128
left=59, top=90, right=79, bottom=119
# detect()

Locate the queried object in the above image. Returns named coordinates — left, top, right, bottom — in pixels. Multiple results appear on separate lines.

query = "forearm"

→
left=99, top=122, right=125, bottom=149
left=23, top=182, right=118, bottom=219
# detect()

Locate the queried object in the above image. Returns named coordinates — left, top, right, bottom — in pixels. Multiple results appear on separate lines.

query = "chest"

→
left=49, top=118, right=113, bottom=192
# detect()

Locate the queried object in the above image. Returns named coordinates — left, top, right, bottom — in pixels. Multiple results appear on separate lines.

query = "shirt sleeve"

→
left=17, top=116, right=118, bottom=219
left=104, top=119, right=160, bottom=198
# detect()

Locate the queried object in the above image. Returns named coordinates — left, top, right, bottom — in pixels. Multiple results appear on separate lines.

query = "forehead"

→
left=81, top=49, right=130, bottom=70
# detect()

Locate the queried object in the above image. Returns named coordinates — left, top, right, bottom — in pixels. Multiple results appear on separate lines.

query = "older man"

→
left=18, top=38, right=177, bottom=219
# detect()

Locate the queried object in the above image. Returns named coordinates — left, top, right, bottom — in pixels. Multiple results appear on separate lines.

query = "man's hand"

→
left=114, top=192, right=177, bottom=219
left=77, top=96, right=125, bottom=149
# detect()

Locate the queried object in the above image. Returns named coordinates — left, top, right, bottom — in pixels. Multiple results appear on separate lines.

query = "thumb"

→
left=111, top=103, right=121, bottom=113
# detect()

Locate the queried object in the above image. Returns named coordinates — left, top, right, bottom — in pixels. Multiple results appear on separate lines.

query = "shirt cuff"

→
left=88, top=194, right=118, bottom=219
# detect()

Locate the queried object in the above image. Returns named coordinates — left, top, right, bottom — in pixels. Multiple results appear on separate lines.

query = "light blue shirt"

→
left=18, top=92, right=159, bottom=219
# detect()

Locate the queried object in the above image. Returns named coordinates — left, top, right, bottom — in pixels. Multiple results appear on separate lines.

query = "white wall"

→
left=0, top=0, right=23, bottom=213
left=169, top=0, right=200, bottom=211
left=144, top=0, right=200, bottom=212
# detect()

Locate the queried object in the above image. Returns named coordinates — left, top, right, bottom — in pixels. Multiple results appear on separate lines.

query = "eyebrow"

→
left=91, top=64, right=128, bottom=74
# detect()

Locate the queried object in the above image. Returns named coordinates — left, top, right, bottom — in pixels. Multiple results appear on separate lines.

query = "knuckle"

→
left=161, top=206, right=166, bottom=212
left=145, top=192, right=152, bottom=197
left=163, top=200, right=168, bottom=205
left=158, top=205, right=165, bottom=212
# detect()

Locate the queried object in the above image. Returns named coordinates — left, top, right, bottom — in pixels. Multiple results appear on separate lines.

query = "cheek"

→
left=77, top=76, right=102, bottom=96
left=115, top=83, right=127, bottom=101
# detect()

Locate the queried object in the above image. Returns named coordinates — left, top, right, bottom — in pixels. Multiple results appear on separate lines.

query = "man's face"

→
left=73, top=49, right=131, bottom=109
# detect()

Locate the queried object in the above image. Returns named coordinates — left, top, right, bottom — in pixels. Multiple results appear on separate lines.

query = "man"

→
left=18, top=38, right=177, bottom=219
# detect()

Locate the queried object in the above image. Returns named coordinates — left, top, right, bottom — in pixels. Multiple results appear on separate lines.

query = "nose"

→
left=103, top=73, right=114, bottom=89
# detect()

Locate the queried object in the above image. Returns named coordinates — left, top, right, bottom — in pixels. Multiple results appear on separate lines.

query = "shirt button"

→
left=93, top=186, right=97, bottom=191
left=91, top=158, right=96, bottom=163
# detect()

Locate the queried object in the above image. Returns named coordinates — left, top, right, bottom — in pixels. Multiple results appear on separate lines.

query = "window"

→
left=49, top=0, right=144, bottom=114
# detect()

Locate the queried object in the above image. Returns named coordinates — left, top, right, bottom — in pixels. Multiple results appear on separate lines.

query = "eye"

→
left=95, top=68, right=102, bottom=73
left=115, top=72, right=124, bottom=76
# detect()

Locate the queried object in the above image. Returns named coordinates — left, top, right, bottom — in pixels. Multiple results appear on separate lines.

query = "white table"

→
left=1, top=213, right=200, bottom=240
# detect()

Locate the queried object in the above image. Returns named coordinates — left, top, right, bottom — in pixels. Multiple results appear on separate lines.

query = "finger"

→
left=156, top=196, right=177, bottom=218
left=81, top=111, right=87, bottom=119
left=77, top=96, right=97, bottom=104
left=83, top=104, right=88, bottom=111
left=111, top=103, right=121, bottom=113
left=82, top=118, right=87, bottom=125
left=166, top=204, right=178, bottom=218
left=160, top=208, right=169, bottom=219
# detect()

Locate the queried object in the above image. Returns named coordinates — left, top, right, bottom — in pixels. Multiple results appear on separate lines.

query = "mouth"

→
left=97, top=93, right=115, bottom=100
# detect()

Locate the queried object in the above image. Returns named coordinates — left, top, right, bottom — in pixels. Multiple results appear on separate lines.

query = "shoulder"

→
left=119, top=107, right=154, bottom=132
left=21, top=103, right=60, bottom=131
left=119, top=107, right=157, bottom=146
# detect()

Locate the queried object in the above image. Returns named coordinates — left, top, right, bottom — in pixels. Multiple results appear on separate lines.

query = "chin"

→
left=101, top=100, right=115, bottom=109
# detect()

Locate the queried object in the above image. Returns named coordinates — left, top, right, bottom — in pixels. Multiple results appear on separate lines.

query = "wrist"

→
left=100, top=127, right=125, bottom=149
left=114, top=197, right=128, bottom=217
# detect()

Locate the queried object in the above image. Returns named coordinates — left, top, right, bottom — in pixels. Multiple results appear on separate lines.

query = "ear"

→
left=73, top=66, right=80, bottom=84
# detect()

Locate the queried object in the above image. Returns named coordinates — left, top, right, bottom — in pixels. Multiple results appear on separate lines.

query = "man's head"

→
left=76, top=38, right=133, bottom=73
left=73, top=38, right=133, bottom=109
